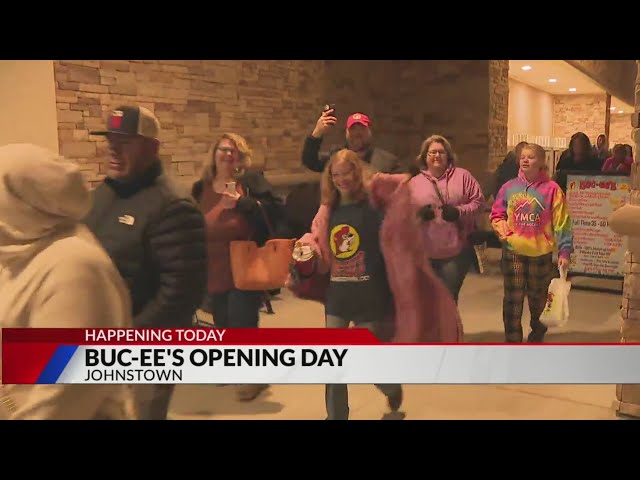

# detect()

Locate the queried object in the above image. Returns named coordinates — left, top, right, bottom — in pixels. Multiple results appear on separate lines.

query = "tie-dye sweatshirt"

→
left=490, top=170, right=573, bottom=259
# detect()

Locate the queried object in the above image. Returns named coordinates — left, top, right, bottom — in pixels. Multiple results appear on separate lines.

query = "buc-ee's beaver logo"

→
left=330, top=224, right=360, bottom=259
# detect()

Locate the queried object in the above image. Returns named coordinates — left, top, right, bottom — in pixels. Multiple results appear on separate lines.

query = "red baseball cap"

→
left=346, top=113, right=371, bottom=129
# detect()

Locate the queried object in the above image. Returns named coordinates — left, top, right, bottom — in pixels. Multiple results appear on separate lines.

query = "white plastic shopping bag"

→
left=539, top=266, right=571, bottom=328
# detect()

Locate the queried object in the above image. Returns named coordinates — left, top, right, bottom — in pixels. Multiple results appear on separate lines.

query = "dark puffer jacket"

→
left=301, top=136, right=403, bottom=174
left=84, top=161, right=208, bottom=328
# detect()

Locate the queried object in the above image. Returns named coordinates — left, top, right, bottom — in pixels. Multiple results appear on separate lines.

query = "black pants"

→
left=430, top=247, right=474, bottom=304
left=134, top=384, right=175, bottom=420
left=204, top=289, right=263, bottom=328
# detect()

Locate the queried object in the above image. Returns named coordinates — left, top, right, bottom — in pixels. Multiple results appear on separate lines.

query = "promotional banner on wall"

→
left=565, top=172, right=630, bottom=278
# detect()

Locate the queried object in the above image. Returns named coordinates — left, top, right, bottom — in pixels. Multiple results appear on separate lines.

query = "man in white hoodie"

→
left=0, top=143, right=135, bottom=420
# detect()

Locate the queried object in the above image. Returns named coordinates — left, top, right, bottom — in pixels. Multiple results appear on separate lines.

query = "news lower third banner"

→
left=3, top=328, right=640, bottom=385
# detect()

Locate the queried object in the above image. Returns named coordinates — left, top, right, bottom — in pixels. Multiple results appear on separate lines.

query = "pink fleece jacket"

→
left=409, top=166, right=485, bottom=259
left=296, top=174, right=463, bottom=343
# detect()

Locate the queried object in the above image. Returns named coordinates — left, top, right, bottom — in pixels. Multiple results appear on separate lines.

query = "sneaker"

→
left=236, top=384, right=269, bottom=402
left=527, top=332, right=546, bottom=343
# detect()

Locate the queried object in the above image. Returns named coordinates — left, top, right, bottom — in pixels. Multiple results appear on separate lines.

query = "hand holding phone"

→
left=312, top=103, right=337, bottom=138
left=323, top=103, right=336, bottom=117
left=221, top=183, right=239, bottom=209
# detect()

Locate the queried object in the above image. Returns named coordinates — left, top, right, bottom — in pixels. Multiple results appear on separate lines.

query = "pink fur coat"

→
left=297, top=174, right=463, bottom=343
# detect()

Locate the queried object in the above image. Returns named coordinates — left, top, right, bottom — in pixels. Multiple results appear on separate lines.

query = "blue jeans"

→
left=430, top=247, right=474, bottom=304
left=205, top=289, right=262, bottom=328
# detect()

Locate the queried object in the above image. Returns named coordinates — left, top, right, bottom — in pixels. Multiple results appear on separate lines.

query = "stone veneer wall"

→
left=54, top=60, right=326, bottom=187
left=566, top=60, right=637, bottom=108
left=488, top=60, right=509, bottom=172
left=53, top=60, right=508, bottom=190
left=609, top=113, right=634, bottom=149
left=552, top=93, right=607, bottom=143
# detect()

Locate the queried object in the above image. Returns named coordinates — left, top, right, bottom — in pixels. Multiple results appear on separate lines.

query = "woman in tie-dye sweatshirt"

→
left=490, top=143, right=573, bottom=343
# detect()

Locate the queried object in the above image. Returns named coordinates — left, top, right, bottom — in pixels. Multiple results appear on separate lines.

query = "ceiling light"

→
left=548, top=78, right=557, bottom=83
left=521, top=65, right=532, bottom=71
left=619, top=111, right=624, bottom=114
left=568, top=88, right=577, bottom=92
left=610, top=106, right=617, bottom=111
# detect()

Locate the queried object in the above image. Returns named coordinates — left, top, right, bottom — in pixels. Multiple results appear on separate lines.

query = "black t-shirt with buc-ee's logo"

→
left=325, top=199, right=392, bottom=324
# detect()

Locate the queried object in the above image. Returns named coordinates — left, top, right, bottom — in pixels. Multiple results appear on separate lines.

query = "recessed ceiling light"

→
left=610, top=106, right=617, bottom=111
left=548, top=78, right=557, bottom=83
left=619, top=111, right=624, bottom=114
left=568, top=88, right=577, bottom=92
left=521, top=65, right=532, bottom=71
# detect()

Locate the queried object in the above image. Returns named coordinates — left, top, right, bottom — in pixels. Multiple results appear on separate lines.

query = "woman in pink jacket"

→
left=292, top=148, right=462, bottom=419
left=409, top=135, right=485, bottom=303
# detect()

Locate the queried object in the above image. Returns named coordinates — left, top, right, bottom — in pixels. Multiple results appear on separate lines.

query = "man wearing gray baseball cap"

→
left=86, top=105, right=208, bottom=420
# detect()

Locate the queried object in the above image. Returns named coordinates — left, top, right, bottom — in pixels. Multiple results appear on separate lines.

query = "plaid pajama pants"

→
left=501, top=250, right=555, bottom=343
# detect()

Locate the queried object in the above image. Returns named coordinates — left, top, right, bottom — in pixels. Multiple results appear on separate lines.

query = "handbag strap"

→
left=254, top=199, right=275, bottom=238
left=426, top=176, right=447, bottom=206
left=426, top=174, right=467, bottom=235
left=241, top=184, right=275, bottom=240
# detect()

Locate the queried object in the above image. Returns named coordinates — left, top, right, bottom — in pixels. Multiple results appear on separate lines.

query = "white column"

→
left=610, top=60, right=640, bottom=418
left=0, top=61, right=59, bottom=154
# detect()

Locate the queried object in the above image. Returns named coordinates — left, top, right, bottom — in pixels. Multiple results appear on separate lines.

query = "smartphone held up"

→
left=323, top=103, right=336, bottom=118
left=225, top=181, right=237, bottom=195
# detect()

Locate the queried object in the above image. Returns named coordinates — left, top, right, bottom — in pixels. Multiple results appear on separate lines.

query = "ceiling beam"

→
left=564, top=60, right=636, bottom=107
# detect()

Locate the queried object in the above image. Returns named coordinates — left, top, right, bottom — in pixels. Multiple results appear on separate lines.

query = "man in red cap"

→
left=301, top=108, right=402, bottom=173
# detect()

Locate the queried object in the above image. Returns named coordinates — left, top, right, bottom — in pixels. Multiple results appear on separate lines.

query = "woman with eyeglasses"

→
left=410, top=135, right=485, bottom=304
left=191, top=133, right=284, bottom=402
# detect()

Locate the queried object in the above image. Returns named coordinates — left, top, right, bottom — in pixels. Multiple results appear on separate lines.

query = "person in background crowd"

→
left=491, top=143, right=573, bottom=343
left=556, top=132, right=578, bottom=165
left=593, top=133, right=610, bottom=163
left=410, top=135, right=485, bottom=304
left=301, top=108, right=402, bottom=174
left=0, top=143, right=135, bottom=420
left=602, top=144, right=633, bottom=174
left=85, top=105, right=208, bottom=420
left=293, top=109, right=403, bottom=248
left=191, top=133, right=285, bottom=402
left=494, top=142, right=528, bottom=200
left=624, top=144, right=634, bottom=159
left=554, top=132, right=601, bottom=191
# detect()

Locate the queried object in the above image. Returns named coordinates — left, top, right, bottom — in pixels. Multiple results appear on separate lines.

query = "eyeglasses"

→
left=218, top=147, right=239, bottom=156
left=427, top=150, right=447, bottom=157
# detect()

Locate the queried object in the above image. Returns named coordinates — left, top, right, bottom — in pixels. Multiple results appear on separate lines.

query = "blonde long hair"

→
left=320, top=149, right=370, bottom=209
left=200, top=132, right=253, bottom=183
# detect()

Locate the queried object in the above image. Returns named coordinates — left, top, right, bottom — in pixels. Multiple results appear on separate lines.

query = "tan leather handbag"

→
left=230, top=200, right=295, bottom=291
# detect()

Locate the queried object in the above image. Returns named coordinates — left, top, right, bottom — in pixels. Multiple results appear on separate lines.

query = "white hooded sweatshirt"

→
left=0, top=143, right=135, bottom=420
